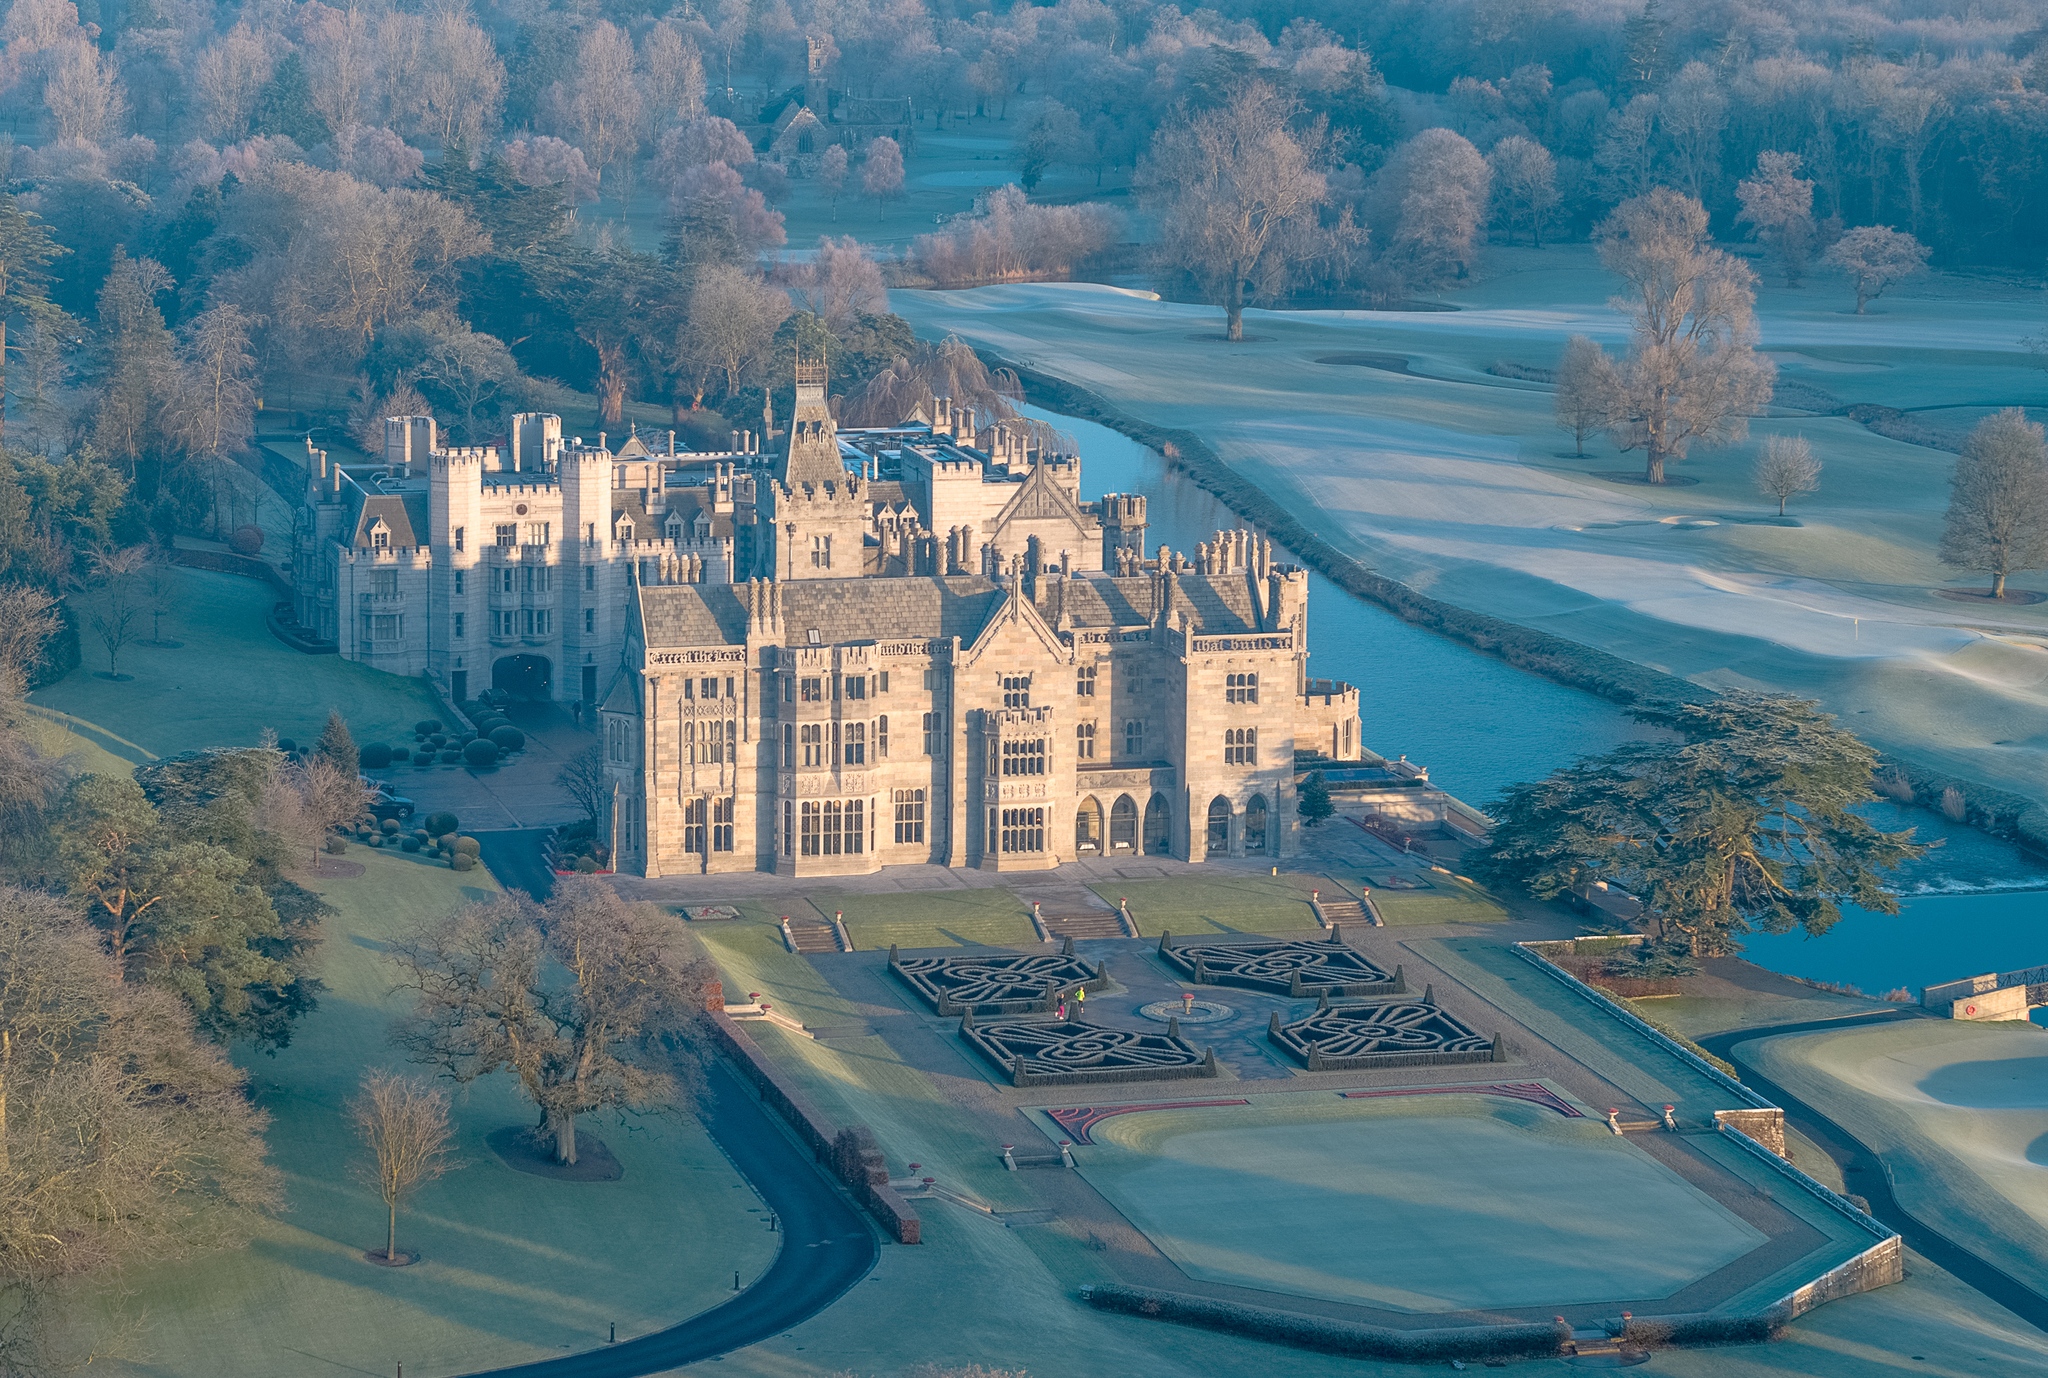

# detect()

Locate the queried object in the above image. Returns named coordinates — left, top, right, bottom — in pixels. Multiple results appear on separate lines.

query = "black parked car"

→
left=366, top=789, right=416, bottom=823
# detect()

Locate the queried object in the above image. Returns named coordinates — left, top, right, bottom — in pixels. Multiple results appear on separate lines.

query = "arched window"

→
left=1110, top=795, right=1138, bottom=852
left=1076, top=797, right=1103, bottom=855
left=1244, top=795, right=1269, bottom=853
left=1144, top=794, right=1172, bottom=857
left=1206, top=797, right=1232, bottom=853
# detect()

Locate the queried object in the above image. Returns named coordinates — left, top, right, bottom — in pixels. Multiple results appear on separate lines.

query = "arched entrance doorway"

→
left=493, top=654, right=553, bottom=701
left=1244, top=795, right=1269, bottom=853
left=1144, top=794, right=1171, bottom=857
left=1206, top=797, right=1232, bottom=854
left=1076, top=796, right=1103, bottom=855
left=1110, top=795, right=1138, bottom=852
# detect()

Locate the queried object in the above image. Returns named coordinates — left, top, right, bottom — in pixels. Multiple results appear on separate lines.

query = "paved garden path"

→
left=456, top=1059, right=879, bottom=1378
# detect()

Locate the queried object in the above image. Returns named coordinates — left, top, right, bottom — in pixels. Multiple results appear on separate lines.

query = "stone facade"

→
left=294, top=414, right=746, bottom=706
left=600, top=369, right=1362, bottom=880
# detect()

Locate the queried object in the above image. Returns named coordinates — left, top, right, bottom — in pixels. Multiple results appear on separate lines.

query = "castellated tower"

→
left=760, top=353, right=869, bottom=579
left=429, top=444, right=486, bottom=702
left=384, top=415, right=436, bottom=475
left=510, top=413, right=564, bottom=473
left=1098, top=492, right=1148, bottom=570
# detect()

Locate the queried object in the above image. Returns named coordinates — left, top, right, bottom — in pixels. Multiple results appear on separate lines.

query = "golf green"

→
left=1072, top=1097, right=1765, bottom=1312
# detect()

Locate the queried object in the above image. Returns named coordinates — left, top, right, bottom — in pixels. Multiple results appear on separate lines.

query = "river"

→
left=1037, top=404, right=2048, bottom=994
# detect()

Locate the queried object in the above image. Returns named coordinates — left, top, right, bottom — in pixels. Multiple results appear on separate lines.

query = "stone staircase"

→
left=1042, top=911, right=1129, bottom=941
left=1319, top=896, right=1368, bottom=925
left=781, top=914, right=850, bottom=954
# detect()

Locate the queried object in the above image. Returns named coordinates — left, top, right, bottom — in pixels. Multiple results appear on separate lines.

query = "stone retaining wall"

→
left=705, top=1011, right=921, bottom=1244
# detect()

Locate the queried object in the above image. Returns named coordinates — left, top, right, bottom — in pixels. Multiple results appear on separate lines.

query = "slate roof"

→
left=348, top=491, right=427, bottom=548
left=1046, top=574, right=1260, bottom=634
left=636, top=571, right=1262, bottom=649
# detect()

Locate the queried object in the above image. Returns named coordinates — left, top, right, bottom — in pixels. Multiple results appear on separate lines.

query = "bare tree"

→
left=1597, top=189, right=1775, bottom=483
left=1658, top=62, right=1726, bottom=204
left=1940, top=408, right=2048, bottom=599
left=1486, top=135, right=1558, bottom=247
left=1753, top=434, right=1822, bottom=515
left=839, top=336, right=1022, bottom=428
left=1736, top=152, right=1816, bottom=287
left=420, top=11, right=503, bottom=152
left=390, top=880, right=714, bottom=1165
left=193, top=25, right=273, bottom=142
left=556, top=743, right=610, bottom=826
left=685, top=265, right=790, bottom=398
left=786, top=236, right=886, bottom=328
left=639, top=23, right=706, bottom=129
left=1553, top=334, right=1618, bottom=458
left=561, top=21, right=644, bottom=193
left=44, top=39, right=126, bottom=143
left=0, top=585, right=60, bottom=700
left=0, top=885, right=278, bottom=1373
left=1142, top=84, right=1329, bottom=341
left=411, top=316, right=520, bottom=441
left=1824, top=226, right=1930, bottom=314
left=349, top=1070, right=456, bottom=1265
left=291, top=754, right=371, bottom=863
left=84, top=546, right=149, bottom=679
left=861, top=136, right=905, bottom=217
left=817, top=145, right=848, bottom=220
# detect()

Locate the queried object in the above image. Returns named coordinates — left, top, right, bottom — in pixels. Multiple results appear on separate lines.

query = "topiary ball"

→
left=462, top=739, right=498, bottom=767
left=423, top=812, right=459, bottom=838
left=429, top=733, right=447, bottom=748
left=574, top=855, right=599, bottom=873
left=380, top=817, right=399, bottom=834
left=228, top=524, right=265, bottom=556
left=324, top=835, right=348, bottom=855
left=490, top=725, right=525, bottom=751
left=453, top=835, right=482, bottom=857
left=439, top=749, right=461, bottom=765
left=277, top=738, right=297, bottom=753
left=450, top=852, right=476, bottom=871
left=414, top=719, right=441, bottom=736
left=359, top=743, right=393, bottom=769
left=400, top=835, right=420, bottom=852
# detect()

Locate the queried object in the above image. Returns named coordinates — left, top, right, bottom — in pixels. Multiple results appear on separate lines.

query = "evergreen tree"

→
left=1299, top=771, right=1333, bottom=828
left=318, top=709, right=360, bottom=776
left=0, top=193, right=65, bottom=447
left=1478, top=693, right=1924, bottom=957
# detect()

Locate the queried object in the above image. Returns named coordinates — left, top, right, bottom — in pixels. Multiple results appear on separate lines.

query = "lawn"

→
left=67, top=847, right=775, bottom=1378
left=1746, top=1019, right=2048, bottom=1300
left=1067, top=1094, right=1763, bottom=1312
left=1365, top=873, right=1510, bottom=926
left=1090, top=873, right=1323, bottom=935
left=810, top=887, right=1038, bottom=950
left=34, top=565, right=444, bottom=760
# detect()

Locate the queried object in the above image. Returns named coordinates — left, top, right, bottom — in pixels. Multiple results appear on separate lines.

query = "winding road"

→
left=1699, top=1012, right=2048, bottom=1334
left=459, top=1059, right=879, bottom=1378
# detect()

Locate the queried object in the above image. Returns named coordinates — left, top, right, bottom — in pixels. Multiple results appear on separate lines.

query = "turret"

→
left=384, top=416, right=435, bottom=477
left=1100, top=492, right=1147, bottom=569
left=510, top=413, right=563, bottom=474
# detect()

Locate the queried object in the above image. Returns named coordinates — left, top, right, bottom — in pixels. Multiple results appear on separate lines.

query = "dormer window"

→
left=368, top=518, right=391, bottom=550
left=665, top=515, right=684, bottom=541
left=617, top=521, right=634, bottom=542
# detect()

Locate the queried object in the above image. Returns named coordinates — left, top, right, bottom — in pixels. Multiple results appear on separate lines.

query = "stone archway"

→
left=1076, top=796, right=1103, bottom=855
left=1206, top=796, right=1232, bottom=855
left=1111, top=795, right=1138, bottom=853
left=1144, top=794, right=1172, bottom=857
left=492, top=653, right=554, bottom=701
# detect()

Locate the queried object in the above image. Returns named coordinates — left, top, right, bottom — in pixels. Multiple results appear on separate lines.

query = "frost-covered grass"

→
left=64, top=847, right=775, bottom=1378
left=32, top=566, right=444, bottom=760
left=894, top=251, right=2048, bottom=813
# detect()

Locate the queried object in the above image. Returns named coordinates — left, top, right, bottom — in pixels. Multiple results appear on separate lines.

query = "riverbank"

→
left=894, top=266, right=2048, bottom=860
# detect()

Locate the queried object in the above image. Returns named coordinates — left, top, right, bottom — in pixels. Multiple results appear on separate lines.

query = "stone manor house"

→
left=296, top=363, right=1362, bottom=876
